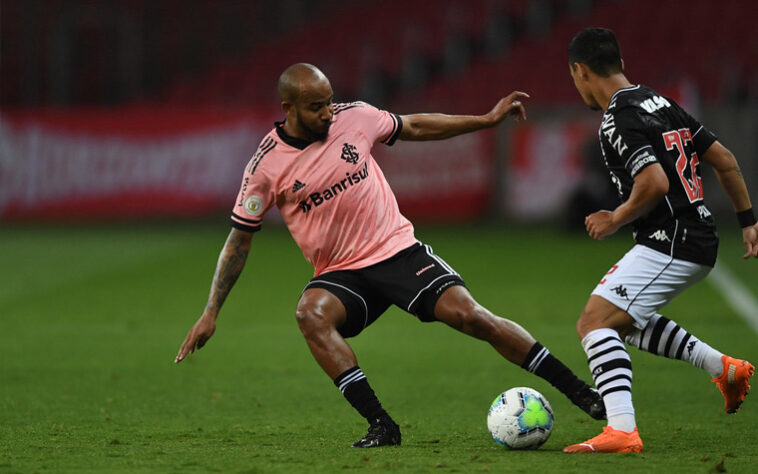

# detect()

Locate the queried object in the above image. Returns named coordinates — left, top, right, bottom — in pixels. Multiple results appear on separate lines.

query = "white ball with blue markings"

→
left=487, top=387, right=554, bottom=449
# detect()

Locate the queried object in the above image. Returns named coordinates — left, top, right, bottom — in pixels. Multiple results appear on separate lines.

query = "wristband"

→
left=737, top=208, right=757, bottom=228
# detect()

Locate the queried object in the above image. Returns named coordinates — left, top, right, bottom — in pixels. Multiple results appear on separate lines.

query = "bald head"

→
left=278, top=63, right=330, bottom=103
left=277, top=63, right=334, bottom=141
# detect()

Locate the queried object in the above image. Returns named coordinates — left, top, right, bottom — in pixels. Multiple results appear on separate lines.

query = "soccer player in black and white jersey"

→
left=563, top=27, right=757, bottom=453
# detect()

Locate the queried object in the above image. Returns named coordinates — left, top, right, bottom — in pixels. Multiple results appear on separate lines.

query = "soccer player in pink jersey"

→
left=176, top=63, right=604, bottom=447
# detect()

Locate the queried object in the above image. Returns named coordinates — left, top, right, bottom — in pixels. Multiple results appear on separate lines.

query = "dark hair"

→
left=568, top=27, right=623, bottom=77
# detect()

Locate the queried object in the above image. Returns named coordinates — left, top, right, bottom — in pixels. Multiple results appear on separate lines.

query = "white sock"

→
left=624, top=314, right=724, bottom=378
left=582, top=328, right=636, bottom=432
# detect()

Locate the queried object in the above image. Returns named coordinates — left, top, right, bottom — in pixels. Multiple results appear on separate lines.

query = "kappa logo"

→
left=687, top=340, right=697, bottom=356
left=611, top=285, right=629, bottom=300
left=340, top=142, right=359, bottom=164
left=697, top=204, right=712, bottom=220
left=648, top=230, right=670, bottom=242
left=292, top=180, right=306, bottom=192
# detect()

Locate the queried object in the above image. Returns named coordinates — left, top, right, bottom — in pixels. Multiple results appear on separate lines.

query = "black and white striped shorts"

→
left=303, top=242, right=466, bottom=338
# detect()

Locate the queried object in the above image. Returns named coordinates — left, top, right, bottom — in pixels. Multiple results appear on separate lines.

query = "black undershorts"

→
left=303, top=242, right=466, bottom=338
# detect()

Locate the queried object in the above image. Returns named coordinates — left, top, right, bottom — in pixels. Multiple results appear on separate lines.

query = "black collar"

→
left=275, top=121, right=315, bottom=150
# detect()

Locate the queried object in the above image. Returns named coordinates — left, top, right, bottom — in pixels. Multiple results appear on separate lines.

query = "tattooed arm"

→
left=702, top=141, right=752, bottom=212
left=175, top=228, right=253, bottom=362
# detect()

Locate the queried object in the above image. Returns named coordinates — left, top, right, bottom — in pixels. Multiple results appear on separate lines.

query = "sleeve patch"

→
left=629, top=149, right=658, bottom=177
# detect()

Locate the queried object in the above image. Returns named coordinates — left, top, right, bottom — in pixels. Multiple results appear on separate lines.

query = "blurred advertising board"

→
left=0, top=108, right=494, bottom=222
left=0, top=107, right=269, bottom=220
left=375, top=130, right=495, bottom=220
left=505, top=121, right=592, bottom=219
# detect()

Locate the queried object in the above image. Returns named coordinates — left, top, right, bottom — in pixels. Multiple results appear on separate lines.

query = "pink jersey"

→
left=231, top=102, right=417, bottom=276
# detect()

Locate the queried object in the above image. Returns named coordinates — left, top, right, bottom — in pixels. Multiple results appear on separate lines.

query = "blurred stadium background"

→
left=2, top=2, right=758, bottom=471
left=2, top=0, right=757, bottom=226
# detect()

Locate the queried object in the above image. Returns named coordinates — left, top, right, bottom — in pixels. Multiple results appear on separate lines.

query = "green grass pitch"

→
left=1, top=222, right=756, bottom=472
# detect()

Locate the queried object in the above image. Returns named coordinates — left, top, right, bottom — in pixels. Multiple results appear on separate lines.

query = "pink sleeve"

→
left=342, top=102, right=403, bottom=146
left=230, top=137, right=277, bottom=232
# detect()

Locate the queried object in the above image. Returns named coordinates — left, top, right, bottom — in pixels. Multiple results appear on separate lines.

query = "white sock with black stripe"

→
left=582, top=328, right=636, bottom=433
left=624, top=314, right=724, bottom=378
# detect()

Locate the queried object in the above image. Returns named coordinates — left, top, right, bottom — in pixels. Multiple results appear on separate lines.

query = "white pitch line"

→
left=707, top=262, right=758, bottom=335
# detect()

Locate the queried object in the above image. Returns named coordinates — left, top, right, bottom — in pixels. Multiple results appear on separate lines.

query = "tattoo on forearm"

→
left=729, top=165, right=744, bottom=178
left=207, top=233, right=250, bottom=312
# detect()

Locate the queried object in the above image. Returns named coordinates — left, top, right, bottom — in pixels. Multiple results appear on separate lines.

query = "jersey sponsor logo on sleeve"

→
left=243, top=195, right=264, bottom=216
left=629, top=150, right=657, bottom=176
left=299, top=162, right=369, bottom=213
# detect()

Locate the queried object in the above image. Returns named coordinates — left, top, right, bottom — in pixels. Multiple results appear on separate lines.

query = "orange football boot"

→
left=563, top=426, right=643, bottom=453
left=712, top=355, right=754, bottom=413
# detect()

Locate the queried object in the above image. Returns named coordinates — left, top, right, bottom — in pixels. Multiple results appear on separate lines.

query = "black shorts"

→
left=303, top=242, right=466, bottom=338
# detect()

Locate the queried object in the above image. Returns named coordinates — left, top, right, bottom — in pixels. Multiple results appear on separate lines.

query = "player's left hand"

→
left=487, top=91, right=530, bottom=124
left=742, top=223, right=758, bottom=259
left=585, top=210, right=620, bottom=240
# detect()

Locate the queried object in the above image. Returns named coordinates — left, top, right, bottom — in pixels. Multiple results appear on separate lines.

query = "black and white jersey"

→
left=598, top=85, right=718, bottom=266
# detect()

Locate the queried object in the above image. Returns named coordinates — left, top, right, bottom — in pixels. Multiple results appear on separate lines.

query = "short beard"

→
left=297, top=112, right=330, bottom=141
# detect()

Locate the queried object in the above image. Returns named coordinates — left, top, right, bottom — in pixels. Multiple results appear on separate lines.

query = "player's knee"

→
left=295, top=304, right=333, bottom=338
left=576, top=308, right=595, bottom=339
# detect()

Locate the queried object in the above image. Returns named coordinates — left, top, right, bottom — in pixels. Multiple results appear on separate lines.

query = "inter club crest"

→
left=340, top=143, right=359, bottom=164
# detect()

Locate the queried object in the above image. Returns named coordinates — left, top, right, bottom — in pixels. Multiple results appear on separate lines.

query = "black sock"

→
left=334, top=366, right=390, bottom=423
left=521, top=342, right=587, bottom=398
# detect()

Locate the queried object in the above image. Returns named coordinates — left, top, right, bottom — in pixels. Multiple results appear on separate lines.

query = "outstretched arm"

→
left=701, top=140, right=758, bottom=258
left=398, top=91, right=529, bottom=141
left=175, top=228, right=253, bottom=362
left=585, top=163, right=669, bottom=240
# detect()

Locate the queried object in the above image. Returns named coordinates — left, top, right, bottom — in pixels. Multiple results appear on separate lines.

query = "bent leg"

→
left=295, top=288, right=356, bottom=379
left=433, top=285, right=535, bottom=364
left=433, top=286, right=605, bottom=419
left=624, top=313, right=724, bottom=377
left=296, top=288, right=399, bottom=446
left=577, top=295, right=637, bottom=433
left=576, top=294, right=636, bottom=340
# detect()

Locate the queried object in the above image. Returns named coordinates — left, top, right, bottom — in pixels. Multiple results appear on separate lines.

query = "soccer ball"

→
left=487, top=387, right=554, bottom=449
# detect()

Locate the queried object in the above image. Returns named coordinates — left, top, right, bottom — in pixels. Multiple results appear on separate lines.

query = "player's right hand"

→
left=175, top=312, right=216, bottom=363
left=742, top=223, right=758, bottom=259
